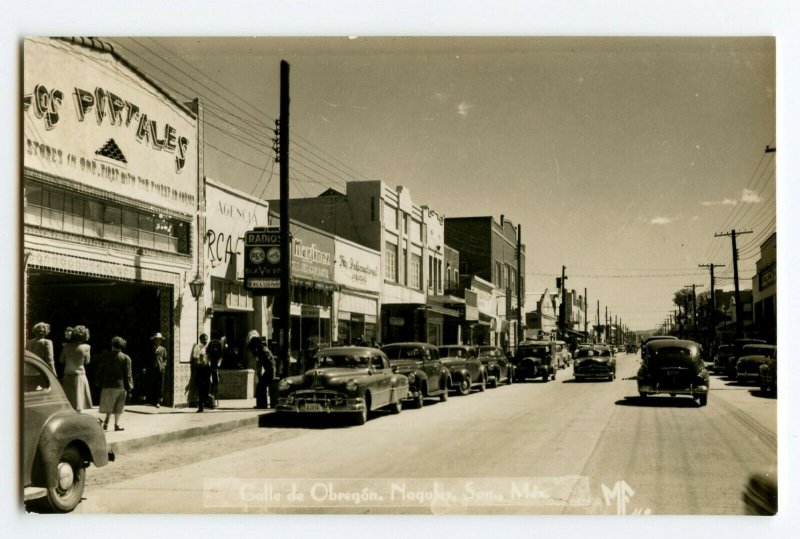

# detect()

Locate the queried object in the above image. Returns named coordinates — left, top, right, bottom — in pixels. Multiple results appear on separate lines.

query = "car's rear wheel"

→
left=389, top=396, right=402, bottom=414
left=698, top=394, right=708, bottom=407
left=542, top=371, right=549, bottom=383
left=411, top=387, right=424, bottom=409
left=41, top=446, right=86, bottom=513
left=456, top=375, right=471, bottom=396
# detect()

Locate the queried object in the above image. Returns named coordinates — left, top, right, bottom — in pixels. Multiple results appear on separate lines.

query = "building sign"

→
left=291, top=222, right=335, bottom=284
left=244, top=227, right=282, bottom=295
left=334, top=240, right=380, bottom=292
left=23, top=38, right=197, bottom=214
left=759, top=263, right=776, bottom=291
left=206, top=180, right=268, bottom=280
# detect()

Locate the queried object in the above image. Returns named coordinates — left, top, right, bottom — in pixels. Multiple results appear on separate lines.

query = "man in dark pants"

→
left=249, top=337, right=275, bottom=409
left=150, top=332, right=168, bottom=408
left=205, top=334, right=224, bottom=409
left=191, top=334, right=211, bottom=412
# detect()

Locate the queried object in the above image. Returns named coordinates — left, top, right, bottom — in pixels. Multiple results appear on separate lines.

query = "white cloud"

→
left=457, top=101, right=472, bottom=117
left=650, top=216, right=673, bottom=225
left=741, top=188, right=762, bottom=203
left=700, top=198, right=737, bottom=206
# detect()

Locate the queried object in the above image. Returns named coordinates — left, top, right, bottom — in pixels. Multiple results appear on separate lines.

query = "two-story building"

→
left=751, top=232, right=776, bottom=344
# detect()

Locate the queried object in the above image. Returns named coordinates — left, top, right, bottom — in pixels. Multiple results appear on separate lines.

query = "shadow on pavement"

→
left=258, top=409, right=398, bottom=430
left=748, top=389, right=776, bottom=400
left=614, top=396, right=701, bottom=408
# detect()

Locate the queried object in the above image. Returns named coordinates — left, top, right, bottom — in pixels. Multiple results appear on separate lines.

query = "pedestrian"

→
left=60, top=325, right=93, bottom=412
left=205, top=333, right=224, bottom=409
left=150, top=332, right=168, bottom=408
left=191, top=334, right=211, bottom=412
left=97, top=336, right=133, bottom=431
left=57, top=326, right=74, bottom=380
left=249, top=336, right=275, bottom=409
left=26, top=321, right=55, bottom=373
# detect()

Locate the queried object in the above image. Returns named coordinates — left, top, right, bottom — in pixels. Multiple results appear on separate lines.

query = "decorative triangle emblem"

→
left=95, top=138, right=127, bottom=164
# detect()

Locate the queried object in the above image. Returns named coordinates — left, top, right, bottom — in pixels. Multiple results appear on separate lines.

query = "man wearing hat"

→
left=150, top=332, right=168, bottom=408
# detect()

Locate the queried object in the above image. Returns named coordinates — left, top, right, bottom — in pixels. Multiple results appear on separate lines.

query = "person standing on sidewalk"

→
left=150, top=332, right=168, bottom=408
left=26, top=321, right=55, bottom=373
left=191, top=334, right=211, bottom=412
left=61, top=325, right=93, bottom=412
left=205, top=334, right=224, bottom=409
left=248, top=337, right=275, bottom=408
left=97, top=336, right=133, bottom=431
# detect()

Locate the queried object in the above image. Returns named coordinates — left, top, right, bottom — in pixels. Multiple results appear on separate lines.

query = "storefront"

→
left=333, top=238, right=380, bottom=345
left=23, top=37, right=200, bottom=406
left=204, top=179, right=270, bottom=369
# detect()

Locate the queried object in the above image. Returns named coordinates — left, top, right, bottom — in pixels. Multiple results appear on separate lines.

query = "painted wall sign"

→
left=206, top=181, right=268, bottom=280
left=290, top=223, right=335, bottom=283
left=23, top=38, right=197, bottom=214
left=334, top=240, right=380, bottom=292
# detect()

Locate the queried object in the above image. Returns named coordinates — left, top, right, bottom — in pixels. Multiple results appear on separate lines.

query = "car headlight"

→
left=407, top=372, right=416, bottom=384
left=345, top=379, right=358, bottom=392
left=278, top=379, right=291, bottom=392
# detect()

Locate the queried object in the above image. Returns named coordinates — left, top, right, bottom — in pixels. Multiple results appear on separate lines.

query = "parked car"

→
left=736, top=344, right=777, bottom=384
left=24, top=351, right=114, bottom=513
left=713, top=344, right=733, bottom=373
left=573, top=345, right=616, bottom=381
left=276, top=347, right=409, bottom=425
left=477, top=345, right=513, bottom=387
left=554, top=340, right=570, bottom=368
left=726, top=338, right=768, bottom=379
left=381, top=342, right=450, bottom=407
left=437, top=345, right=487, bottom=395
left=759, top=355, right=777, bottom=396
left=640, top=335, right=678, bottom=359
left=637, top=339, right=709, bottom=405
left=511, top=340, right=557, bottom=383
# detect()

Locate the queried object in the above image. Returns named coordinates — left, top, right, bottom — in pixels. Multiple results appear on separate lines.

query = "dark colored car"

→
left=759, top=355, right=777, bottom=396
left=437, top=345, right=487, bottom=395
left=713, top=344, right=733, bottom=373
left=23, top=351, right=114, bottom=513
left=736, top=344, right=777, bottom=384
left=477, top=346, right=513, bottom=387
left=726, top=338, right=767, bottom=379
left=573, top=345, right=616, bottom=382
left=511, top=340, right=557, bottom=383
left=637, top=339, right=709, bottom=406
left=276, top=347, right=409, bottom=425
left=742, top=467, right=777, bottom=515
left=381, top=342, right=451, bottom=407
left=640, top=335, right=678, bottom=359
left=626, top=343, right=637, bottom=354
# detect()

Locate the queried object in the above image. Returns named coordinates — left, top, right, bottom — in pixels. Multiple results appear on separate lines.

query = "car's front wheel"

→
left=478, top=373, right=486, bottom=392
left=41, top=446, right=86, bottom=513
left=456, top=375, right=471, bottom=396
left=355, top=396, right=370, bottom=425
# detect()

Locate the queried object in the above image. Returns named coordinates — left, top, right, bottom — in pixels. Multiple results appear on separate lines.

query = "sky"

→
left=106, top=36, right=775, bottom=331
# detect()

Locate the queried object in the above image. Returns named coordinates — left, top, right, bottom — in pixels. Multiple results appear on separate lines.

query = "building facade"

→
left=23, top=38, right=202, bottom=406
left=751, top=232, right=776, bottom=344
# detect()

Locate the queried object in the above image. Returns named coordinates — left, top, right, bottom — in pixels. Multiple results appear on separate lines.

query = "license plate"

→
left=303, top=403, right=323, bottom=412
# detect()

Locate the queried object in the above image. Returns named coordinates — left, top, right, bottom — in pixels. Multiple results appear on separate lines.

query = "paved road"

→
left=76, top=352, right=776, bottom=515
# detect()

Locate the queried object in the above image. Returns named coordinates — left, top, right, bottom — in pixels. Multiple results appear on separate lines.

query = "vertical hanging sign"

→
left=244, top=226, right=282, bottom=295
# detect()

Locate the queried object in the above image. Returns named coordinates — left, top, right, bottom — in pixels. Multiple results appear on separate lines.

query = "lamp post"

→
left=189, top=273, right=205, bottom=341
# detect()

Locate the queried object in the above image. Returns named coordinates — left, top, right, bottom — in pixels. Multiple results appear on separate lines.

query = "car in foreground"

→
left=759, top=355, right=777, bottom=396
left=511, top=340, right=557, bottom=382
left=24, top=351, right=114, bottom=513
left=742, top=466, right=777, bottom=515
left=637, top=339, right=709, bottom=406
left=437, top=345, right=487, bottom=395
left=736, top=344, right=776, bottom=384
left=477, top=345, right=513, bottom=387
left=276, top=347, right=409, bottom=425
left=381, top=342, right=450, bottom=407
left=573, top=345, right=616, bottom=381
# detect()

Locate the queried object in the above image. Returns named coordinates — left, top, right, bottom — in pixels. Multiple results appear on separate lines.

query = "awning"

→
left=423, top=304, right=461, bottom=318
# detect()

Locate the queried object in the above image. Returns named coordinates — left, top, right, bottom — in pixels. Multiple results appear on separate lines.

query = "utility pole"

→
left=559, top=266, right=567, bottom=339
left=596, top=300, right=600, bottom=344
left=584, top=287, right=588, bottom=339
left=699, top=263, right=724, bottom=348
left=516, top=225, right=522, bottom=350
left=605, top=306, right=608, bottom=343
left=683, top=284, right=704, bottom=336
left=715, top=229, right=753, bottom=339
left=278, top=60, right=291, bottom=378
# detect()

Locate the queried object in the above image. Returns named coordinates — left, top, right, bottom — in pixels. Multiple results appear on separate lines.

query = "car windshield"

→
left=314, top=353, right=371, bottom=369
left=517, top=346, right=549, bottom=358
left=575, top=348, right=594, bottom=358
left=646, top=346, right=700, bottom=369
left=595, top=348, right=612, bottom=357
left=743, top=346, right=776, bottom=358
left=383, top=346, right=425, bottom=360
left=479, top=348, right=500, bottom=357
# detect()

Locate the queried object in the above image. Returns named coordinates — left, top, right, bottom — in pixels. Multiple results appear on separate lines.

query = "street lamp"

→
left=189, top=273, right=205, bottom=343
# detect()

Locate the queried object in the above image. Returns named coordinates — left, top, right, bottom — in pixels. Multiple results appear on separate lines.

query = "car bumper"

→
left=276, top=393, right=365, bottom=414
left=737, top=371, right=761, bottom=381
left=575, top=370, right=613, bottom=379
left=638, top=384, right=708, bottom=396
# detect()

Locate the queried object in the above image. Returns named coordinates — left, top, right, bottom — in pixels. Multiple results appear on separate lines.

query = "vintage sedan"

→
left=381, top=342, right=450, bottom=407
left=713, top=344, right=734, bottom=373
left=24, top=351, right=114, bottom=513
left=637, top=339, right=709, bottom=406
left=725, top=338, right=767, bottom=379
left=573, top=345, right=616, bottom=381
left=437, top=345, right=487, bottom=395
left=477, top=346, right=513, bottom=387
left=759, top=355, right=777, bottom=396
left=640, top=335, right=677, bottom=359
left=736, top=344, right=777, bottom=383
left=512, top=340, right=557, bottom=382
left=276, top=347, right=409, bottom=425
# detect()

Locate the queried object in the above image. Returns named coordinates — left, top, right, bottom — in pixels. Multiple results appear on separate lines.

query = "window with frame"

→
left=410, top=253, right=422, bottom=290
left=385, top=241, right=398, bottom=282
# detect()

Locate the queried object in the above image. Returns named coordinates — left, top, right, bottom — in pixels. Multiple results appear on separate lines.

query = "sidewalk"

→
left=85, top=399, right=274, bottom=453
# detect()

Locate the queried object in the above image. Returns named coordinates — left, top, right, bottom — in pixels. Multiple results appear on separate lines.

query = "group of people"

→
left=25, top=321, right=171, bottom=431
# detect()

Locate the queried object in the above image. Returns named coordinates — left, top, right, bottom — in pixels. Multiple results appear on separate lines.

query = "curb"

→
left=108, top=411, right=274, bottom=453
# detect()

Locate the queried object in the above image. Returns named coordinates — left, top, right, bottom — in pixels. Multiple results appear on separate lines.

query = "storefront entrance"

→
left=26, top=268, right=169, bottom=403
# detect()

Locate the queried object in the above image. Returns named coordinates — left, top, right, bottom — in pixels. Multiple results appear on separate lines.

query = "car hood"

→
left=294, top=368, right=370, bottom=388
left=388, top=359, right=423, bottom=371
left=739, top=354, right=772, bottom=365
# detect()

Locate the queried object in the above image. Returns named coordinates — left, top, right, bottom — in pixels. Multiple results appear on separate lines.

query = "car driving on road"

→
left=573, top=345, right=616, bottom=382
left=637, top=339, right=709, bottom=406
left=511, top=340, right=557, bottom=383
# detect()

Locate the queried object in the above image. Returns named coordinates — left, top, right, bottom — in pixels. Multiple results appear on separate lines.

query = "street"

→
left=74, top=352, right=775, bottom=515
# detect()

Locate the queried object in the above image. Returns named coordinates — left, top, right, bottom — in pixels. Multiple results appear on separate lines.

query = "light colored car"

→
left=23, top=351, right=113, bottom=512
